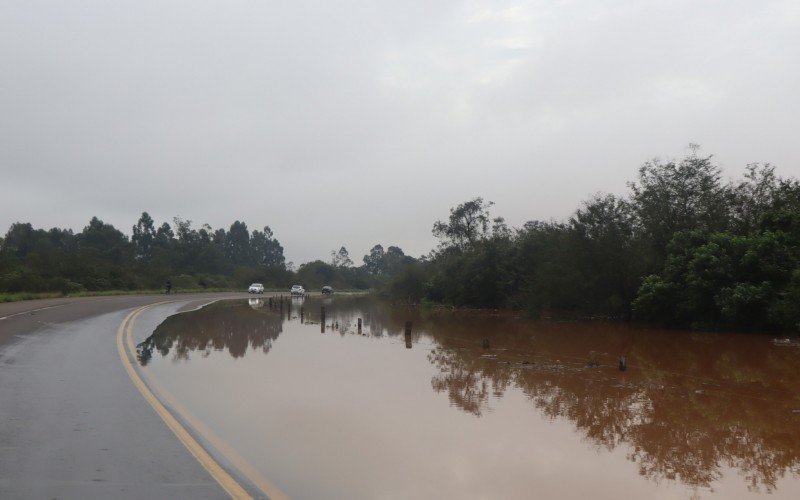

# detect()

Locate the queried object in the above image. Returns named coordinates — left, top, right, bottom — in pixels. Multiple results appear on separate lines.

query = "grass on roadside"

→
left=0, top=292, right=64, bottom=303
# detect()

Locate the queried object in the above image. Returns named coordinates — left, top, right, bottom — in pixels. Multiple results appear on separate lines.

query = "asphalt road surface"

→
left=0, top=293, right=267, bottom=499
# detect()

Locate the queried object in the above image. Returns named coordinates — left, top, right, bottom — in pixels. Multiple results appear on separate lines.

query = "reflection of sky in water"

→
left=139, top=297, right=800, bottom=499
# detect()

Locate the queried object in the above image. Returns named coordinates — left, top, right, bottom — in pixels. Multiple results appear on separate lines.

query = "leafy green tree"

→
left=331, top=246, right=353, bottom=267
left=512, top=221, right=587, bottom=313
left=569, top=194, right=642, bottom=316
left=172, top=217, right=195, bottom=243
left=629, top=152, right=731, bottom=264
left=363, top=244, right=386, bottom=275
left=432, top=197, right=494, bottom=251
left=77, top=217, right=132, bottom=266
left=634, top=227, right=800, bottom=330
left=225, top=221, right=250, bottom=265
left=154, top=222, right=175, bottom=247
left=251, top=226, right=285, bottom=267
left=384, top=246, right=414, bottom=274
left=2, top=223, right=37, bottom=258
left=384, top=262, right=430, bottom=303
left=730, top=164, right=780, bottom=232
left=296, top=260, right=337, bottom=288
left=363, top=244, right=415, bottom=276
left=132, top=212, right=156, bottom=260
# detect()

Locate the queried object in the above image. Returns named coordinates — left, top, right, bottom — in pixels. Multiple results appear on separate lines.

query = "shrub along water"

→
left=382, top=152, right=800, bottom=332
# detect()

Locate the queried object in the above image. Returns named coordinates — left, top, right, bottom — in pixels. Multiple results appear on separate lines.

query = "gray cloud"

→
left=2, top=0, right=798, bottom=264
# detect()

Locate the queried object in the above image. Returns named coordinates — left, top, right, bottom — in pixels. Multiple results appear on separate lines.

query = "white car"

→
left=290, top=284, right=305, bottom=296
left=248, top=283, right=265, bottom=294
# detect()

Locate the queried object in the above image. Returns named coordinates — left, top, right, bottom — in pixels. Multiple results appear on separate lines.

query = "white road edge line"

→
left=0, top=303, right=68, bottom=320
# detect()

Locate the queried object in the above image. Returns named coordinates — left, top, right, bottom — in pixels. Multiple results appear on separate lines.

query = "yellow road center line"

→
left=124, top=305, right=288, bottom=499
left=116, top=303, right=266, bottom=499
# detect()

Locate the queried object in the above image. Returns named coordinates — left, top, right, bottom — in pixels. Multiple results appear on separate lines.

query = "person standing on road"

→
left=165, top=280, right=172, bottom=294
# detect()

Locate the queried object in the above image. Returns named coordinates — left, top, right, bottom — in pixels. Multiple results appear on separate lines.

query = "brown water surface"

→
left=138, top=296, right=800, bottom=499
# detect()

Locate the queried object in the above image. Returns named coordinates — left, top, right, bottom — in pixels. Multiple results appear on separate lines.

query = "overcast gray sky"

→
left=1, top=0, right=798, bottom=265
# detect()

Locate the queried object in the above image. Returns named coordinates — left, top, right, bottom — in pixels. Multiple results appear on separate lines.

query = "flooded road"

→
left=137, top=296, right=800, bottom=499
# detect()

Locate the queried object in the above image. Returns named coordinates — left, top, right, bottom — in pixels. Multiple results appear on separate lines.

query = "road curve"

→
left=0, top=293, right=268, bottom=499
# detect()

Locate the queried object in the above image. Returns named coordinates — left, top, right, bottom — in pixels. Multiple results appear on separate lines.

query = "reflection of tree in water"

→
left=138, top=296, right=800, bottom=493
left=137, top=300, right=283, bottom=363
left=428, top=348, right=512, bottom=416
left=422, top=314, right=800, bottom=493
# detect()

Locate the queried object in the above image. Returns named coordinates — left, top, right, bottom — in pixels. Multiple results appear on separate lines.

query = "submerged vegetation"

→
left=2, top=149, right=799, bottom=331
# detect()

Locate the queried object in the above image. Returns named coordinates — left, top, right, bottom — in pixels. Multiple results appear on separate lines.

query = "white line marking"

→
left=0, top=303, right=68, bottom=321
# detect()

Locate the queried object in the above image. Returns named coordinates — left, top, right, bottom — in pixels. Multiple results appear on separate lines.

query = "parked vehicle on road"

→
left=248, top=283, right=265, bottom=294
left=290, top=284, right=305, bottom=296
left=321, top=285, right=334, bottom=295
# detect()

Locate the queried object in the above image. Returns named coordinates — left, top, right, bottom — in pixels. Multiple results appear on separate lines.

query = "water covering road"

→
left=3, top=294, right=800, bottom=499
left=138, top=296, right=800, bottom=499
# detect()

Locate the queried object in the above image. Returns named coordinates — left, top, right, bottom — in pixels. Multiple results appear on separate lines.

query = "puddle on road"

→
left=138, top=296, right=800, bottom=499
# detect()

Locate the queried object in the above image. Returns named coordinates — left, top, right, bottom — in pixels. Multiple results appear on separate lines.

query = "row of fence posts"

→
left=264, top=297, right=627, bottom=365
left=266, top=295, right=293, bottom=320
left=267, top=296, right=286, bottom=310
left=317, top=304, right=412, bottom=347
left=264, top=296, right=415, bottom=348
left=265, top=295, right=293, bottom=323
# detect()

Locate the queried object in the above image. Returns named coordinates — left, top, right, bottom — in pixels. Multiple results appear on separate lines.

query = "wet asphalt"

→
left=0, top=293, right=262, bottom=499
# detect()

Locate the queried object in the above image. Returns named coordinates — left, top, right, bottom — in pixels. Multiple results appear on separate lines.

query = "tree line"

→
left=3, top=149, right=799, bottom=331
left=384, top=151, right=800, bottom=332
left=0, top=214, right=415, bottom=295
left=0, top=215, right=283, bottom=293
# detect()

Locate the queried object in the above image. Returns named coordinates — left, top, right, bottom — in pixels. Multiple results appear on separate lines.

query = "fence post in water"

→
left=404, top=321, right=412, bottom=349
left=357, top=318, right=362, bottom=334
left=268, top=297, right=273, bottom=309
left=300, top=306, right=304, bottom=324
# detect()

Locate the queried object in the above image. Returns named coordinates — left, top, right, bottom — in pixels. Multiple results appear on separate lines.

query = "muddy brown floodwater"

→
left=137, top=296, right=800, bottom=500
